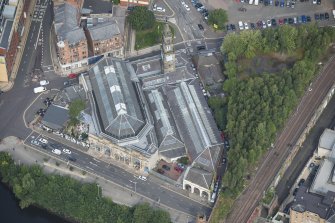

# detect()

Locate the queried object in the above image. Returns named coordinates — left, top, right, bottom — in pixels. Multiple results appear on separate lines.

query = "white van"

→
left=249, top=0, right=254, bottom=4
left=210, top=192, right=217, bottom=203
left=52, top=149, right=61, bottom=155
left=254, top=0, right=259, bottom=5
left=33, top=86, right=47, bottom=93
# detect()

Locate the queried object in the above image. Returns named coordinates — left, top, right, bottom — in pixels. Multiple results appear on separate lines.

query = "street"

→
left=24, top=131, right=212, bottom=217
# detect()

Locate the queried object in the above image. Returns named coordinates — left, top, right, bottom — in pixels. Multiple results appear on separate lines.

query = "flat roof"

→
left=311, top=158, right=335, bottom=195
left=319, top=128, right=335, bottom=150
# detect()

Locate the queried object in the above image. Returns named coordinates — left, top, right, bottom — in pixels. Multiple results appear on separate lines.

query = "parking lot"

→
left=204, top=0, right=334, bottom=28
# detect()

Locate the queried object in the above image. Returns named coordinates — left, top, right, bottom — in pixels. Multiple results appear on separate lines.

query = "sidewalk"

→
left=0, top=136, right=195, bottom=223
left=0, top=0, right=37, bottom=92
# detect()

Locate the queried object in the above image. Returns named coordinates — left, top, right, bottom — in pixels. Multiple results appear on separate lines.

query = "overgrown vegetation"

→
left=127, top=6, right=155, bottom=31
left=210, top=24, right=335, bottom=222
left=135, top=22, right=173, bottom=50
left=0, top=152, right=171, bottom=223
left=208, top=9, right=228, bottom=30
left=68, top=99, right=85, bottom=126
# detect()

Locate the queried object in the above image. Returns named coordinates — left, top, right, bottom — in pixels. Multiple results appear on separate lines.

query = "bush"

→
left=208, top=9, right=228, bottom=30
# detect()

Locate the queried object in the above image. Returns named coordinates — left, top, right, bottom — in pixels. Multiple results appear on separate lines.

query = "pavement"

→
left=0, top=136, right=195, bottom=223
left=224, top=53, right=335, bottom=223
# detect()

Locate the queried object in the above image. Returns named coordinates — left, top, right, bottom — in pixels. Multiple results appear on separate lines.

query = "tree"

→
left=208, top=9, right=228, bottom=30
left=127, top=6, right=155, bottom=31
left=69, top=99, right=86, bottom=125
left=277, top=25, right=298, bottom=53
left=112, top=0, right=120, bottom=4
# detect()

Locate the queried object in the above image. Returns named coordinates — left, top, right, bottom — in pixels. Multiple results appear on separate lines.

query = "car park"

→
left=271, top=19, right=277, bottom=26
left=50, top=143, right=61, bottom=150
left=198, top=24, right=204, bottom=30
left=41, top=144, right=47, bottom=150
left=231, top=24, right=236, bottom=31
left=31, top=140, right=40, bottom=146
left=286, top=0, right=290, bottom=7
left=306, top=16, right=311, bottom=22
left=257, top=21, right=262, bottom=28
left=62, top=149, right=72, bottom=154
left=325, top=12, right=329, bottom=20
left=284, top=18, right=288, bottom=25
left=317, top=0, right=321, bottom=5
left=293, top=17, right=297, bottom=24
left=291, top=1, right=295, bottom=8
left=280, top=0, right=285, bottom=7
left=278, top=18, right=284, bottom=25
left=39, top=138, right=48, bottom=144
left=139, top=176, right=147, bottom=181
left=301, top=15, right=307, bottom=23
left=275, top=0, right=279, bottom=6
left=267, top=20, right=272, bottom=27
left=298, top=16, right=302, bottom=23
left=250, top=23, right=256, bottom=29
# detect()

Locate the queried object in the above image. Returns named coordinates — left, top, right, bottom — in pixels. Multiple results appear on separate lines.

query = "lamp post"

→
left=129, top=180, right=137, bottom=193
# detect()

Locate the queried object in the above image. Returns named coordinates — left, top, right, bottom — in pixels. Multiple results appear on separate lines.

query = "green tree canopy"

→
left=127, top=6, right=155, bottom=31
left=208, top=9, right=228, bottom=30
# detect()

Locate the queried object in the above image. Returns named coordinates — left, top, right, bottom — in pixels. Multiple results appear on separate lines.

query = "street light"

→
left=129, top=180, right=137, bottom=193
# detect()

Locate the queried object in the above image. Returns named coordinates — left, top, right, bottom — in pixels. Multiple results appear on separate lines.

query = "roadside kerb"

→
left=22, top=141, right=198, bottom=218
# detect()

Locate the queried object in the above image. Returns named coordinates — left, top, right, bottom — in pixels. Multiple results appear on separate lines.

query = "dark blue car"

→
left=280, top=0, right=285, bottom=7
left=301, top=15, right=307, bottom=23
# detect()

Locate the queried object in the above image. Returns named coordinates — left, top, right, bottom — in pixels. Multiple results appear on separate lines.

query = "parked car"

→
left=41, top=144, right=48, bottom=150
left=288, top=18, right=294, bottom=24
left=231, top=24, right=236, bottom=31
left=162, top=165, right=171, bottom=171
left=317, top=0, right=321, bottom=5
left=271, top=19, right=277, bottom=26
left=39, top=138, right=48, bottom=144
left=222, top=158, right=227, bottom=165
left=320, top=13, right=325, bottom=20
left=306, top=16, right=311, bottom=22
left=250, top=23, right=256, bottom=29
left=293, top=188, right=299, bottom=196
left=31, top=140, right=40, bottom=146
left=52, top=149, right=62, bottom=155
left=238, top=21, right=244, bottom=30
left=138, top=176, right=147, bottom=181
left=301, top=15, right=307, bottom=23
left=174, top=166, right=183, bottom=173
left=278, top=18, right=284, bottom=25
left=67, top=73, right=77, bottom=79
left=267, top=19, right=272, bottom=27
left=62, top=149, right=71, bottom=154
left=157, top=169, right=165, bottom=174
left=68, top=156, right=77, bottom=162
left=325, top=12, right=329, bottom=20
left=40, top=80, right=49, bottom=86
left=244, top=22, right=249, bottom=30
left=177, top=163, right=185, bottom=169
left=298, top=179, right=305, bottom=187
left=262, top=20, right=267, bottom=29
left=315, top=13, right=320, bottom=20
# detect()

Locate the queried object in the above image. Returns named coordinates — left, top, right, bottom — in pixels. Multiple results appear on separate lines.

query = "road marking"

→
left=89, top=161, right=98, bottom=167
left=86, top=166, right=94, bottom=171
left=93, top=158, right=101, bottom=163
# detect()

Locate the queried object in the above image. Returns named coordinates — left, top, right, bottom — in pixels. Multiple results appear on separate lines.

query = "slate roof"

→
left=88, top=57, right=146, bottom=141
left=164, top=80, right=222, bottom=162
left=83, top=0, right=112, bottom=14
left=41, top=105, right=69, bottom=130
left=144, top=88, right=186, bottom=159
left=54, top=2, right=85, bottom=45
left=185, top=167, right=213, bottom=189
left=88, top=22, right=120, bottom=41
left=291, top=186, right=335, bottom=220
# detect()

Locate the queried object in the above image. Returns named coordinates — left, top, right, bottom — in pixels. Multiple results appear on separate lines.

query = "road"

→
left=276, top=94, right=335, bottom=205
left=25, top=131, right=212, bottom=217
left=225, top=55, right=335, bottom=223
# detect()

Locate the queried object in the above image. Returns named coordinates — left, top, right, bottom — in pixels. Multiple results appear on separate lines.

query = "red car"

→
left=68, top=73, right=77, bottom=79
left=174, top=166, right=183, bottom=173
left=278, top=18, right=284, bottom=25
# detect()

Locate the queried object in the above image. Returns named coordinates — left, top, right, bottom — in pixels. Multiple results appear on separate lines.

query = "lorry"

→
left=33, top=86, right=47, bottom=93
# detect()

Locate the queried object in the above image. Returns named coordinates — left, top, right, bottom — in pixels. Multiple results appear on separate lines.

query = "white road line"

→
left=86, top=166, right=94, bottom=171
left=93, top=158, right=101, bottom=163
left=89, top=161, right=98, bottom=167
